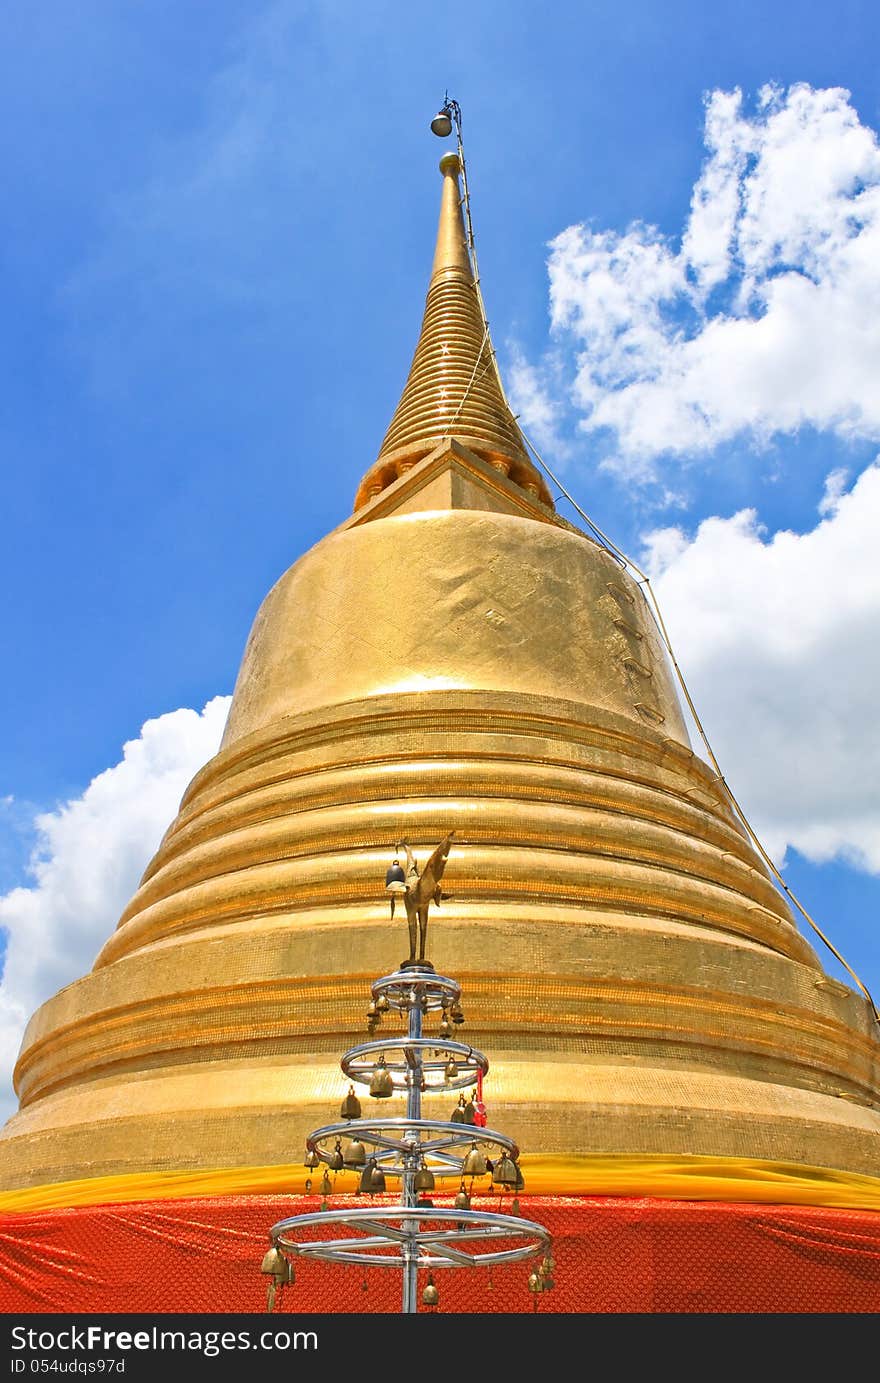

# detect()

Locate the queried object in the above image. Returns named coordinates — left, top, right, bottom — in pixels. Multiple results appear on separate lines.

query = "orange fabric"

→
left=2, top=1154, right=880, bottom=1214
left=0, top=1195, right=878, bottom=1313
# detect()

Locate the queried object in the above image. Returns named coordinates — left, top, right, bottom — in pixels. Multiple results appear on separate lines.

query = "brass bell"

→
left=444, top=1056, right=459, bottom=1081
left=376, top=994, right=390, bottom=1013
left=260, top=1246, right=285, bottom=1276
left=451, top=1093, right=467, bottom=1123
left=359, top=1158, right=379, bottom=1195
left=492, top=1151, right=518, bottom=1187
left=369, top=1056, right=394, bottom=1099
left=451, top=1003, right=465, bottom=1025
left=454, top=1185, right=470, bottom=1211
left=422, top=1275, right=439, bottom=1308
left=528, top=1271, right=543, bottom=1295
left=328, top=1139, right=345, bottom=1172
left=304, top=1148, right=319, bottom=1170
left=304, top=1178, right=312, bottom=1193
left=462, top=1095, right=476, bottom=1125
left=340, top=1085, right=362, bottom=1120
left=439, top=1015, right=451, bottom=1037
left=430, top=107, right=453, bottom=138
left=413, top=1166, right=435, bottom=1192
left=260, top=1245, right=293, bottom=1314
left=345, top=1138, right=366, bottom=1168
left=542, top=1253, right=556, bottom=1274
left=320, top=1170, right=332, bottom=1197
left=462, top=1143, right=487, bottom=1178
left=370, top=1162, right=386, bottom=1193
left=385, top=860, right=406, bottom=892
left=366, top=999, right=379, bottom=1020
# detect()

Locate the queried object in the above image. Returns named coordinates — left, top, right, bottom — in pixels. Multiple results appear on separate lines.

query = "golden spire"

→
left=354, top=152, right=553, bottom=511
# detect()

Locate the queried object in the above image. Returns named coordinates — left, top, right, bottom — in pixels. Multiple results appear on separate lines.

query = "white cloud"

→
left=681, top=89, right=751, bottom=292
left=0, top=696, right=230, bottom=1124
left=542, top=84, right=880, bottom=475
left=818, top=466, right=849, bottom=516
left=506, top=345, right=572, bottom=462
left=644, top=461, right=880, bottom=872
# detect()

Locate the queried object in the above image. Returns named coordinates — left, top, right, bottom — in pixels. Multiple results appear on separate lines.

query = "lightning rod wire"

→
left=450, top=108, right=879, bottom=1026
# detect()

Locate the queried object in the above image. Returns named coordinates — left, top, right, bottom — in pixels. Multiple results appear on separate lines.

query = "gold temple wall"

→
left=2, top=145, right=878, bottom=1199
left=2, top=507, right=878, bottom=1191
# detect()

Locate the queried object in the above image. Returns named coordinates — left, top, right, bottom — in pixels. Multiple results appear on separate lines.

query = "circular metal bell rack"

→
left=304, top=1117, right=519, bottom=1179
left=341, top=1038, right=487, bottom=1093
left=267, top=963, right=553, bottom=1313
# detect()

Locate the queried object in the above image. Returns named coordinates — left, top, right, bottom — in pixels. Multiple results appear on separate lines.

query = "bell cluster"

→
left=304, top=1103, right=526, bottom=1211
left=261, top=960, right=553, bottom=1313
left=366, top=989, right=464, bottom=1038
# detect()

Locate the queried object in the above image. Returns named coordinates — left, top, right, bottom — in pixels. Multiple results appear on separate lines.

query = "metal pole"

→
left=401, top=981, right=423, bottom=1313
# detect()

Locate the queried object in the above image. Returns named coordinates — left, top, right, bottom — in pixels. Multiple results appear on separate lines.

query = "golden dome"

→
left=1, top=151, right=878, bottom=1201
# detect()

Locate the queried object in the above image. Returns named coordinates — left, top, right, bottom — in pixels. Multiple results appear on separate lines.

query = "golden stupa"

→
left=2, top=150, right=878, bottom=1198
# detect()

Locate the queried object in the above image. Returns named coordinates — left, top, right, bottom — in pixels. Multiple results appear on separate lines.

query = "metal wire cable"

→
left=448, top=105, right=879, bottom=1025
left=441, top=325, right=492, bottom=441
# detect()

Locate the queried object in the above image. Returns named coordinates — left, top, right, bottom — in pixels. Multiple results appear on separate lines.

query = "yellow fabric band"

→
left=1, top=1154, right=879, bottom=1214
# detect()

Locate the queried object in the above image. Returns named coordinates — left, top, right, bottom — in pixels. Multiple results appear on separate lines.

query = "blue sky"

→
left=2, top=0, right=879, bottom=1106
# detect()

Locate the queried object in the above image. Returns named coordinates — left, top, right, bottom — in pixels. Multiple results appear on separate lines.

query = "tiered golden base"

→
left=3, top=509, right=877, bottom=1192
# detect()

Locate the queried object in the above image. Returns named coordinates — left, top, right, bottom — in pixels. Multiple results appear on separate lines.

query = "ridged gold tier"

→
left=2, top=508, right=878, bottom=1190
left=2, top=150, right=878, bottom=1197
left=354, top=152, right=553, bottom=511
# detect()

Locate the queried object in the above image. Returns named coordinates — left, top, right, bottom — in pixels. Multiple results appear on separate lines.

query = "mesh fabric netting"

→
left=1, top=1195, right=878, bottom=1313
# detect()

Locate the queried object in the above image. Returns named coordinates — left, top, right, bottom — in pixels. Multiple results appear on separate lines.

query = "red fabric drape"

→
left=1, top=1195, right=878, bottom=1313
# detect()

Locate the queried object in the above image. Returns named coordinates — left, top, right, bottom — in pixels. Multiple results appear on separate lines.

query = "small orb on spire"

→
left=439, top=151, right=461, bottom=177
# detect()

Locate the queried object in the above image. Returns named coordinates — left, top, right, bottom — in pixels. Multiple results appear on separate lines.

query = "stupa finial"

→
left=353, top=150, right=553, bottom=510
left=430, top=151, right=472, bottom=280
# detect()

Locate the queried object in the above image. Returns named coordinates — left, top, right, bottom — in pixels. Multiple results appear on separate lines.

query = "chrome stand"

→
left=265, top=963, right=553, bottom=1313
